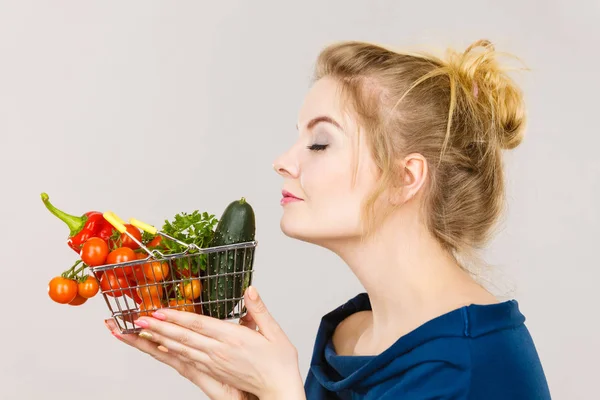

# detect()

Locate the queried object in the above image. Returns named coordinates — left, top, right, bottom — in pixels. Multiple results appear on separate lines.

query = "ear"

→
left=389, top=153, right=428, bottom=205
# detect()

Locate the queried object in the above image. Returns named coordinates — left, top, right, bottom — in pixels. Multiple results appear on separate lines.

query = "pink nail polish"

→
left=134, top=319, right=150, bottom=328
left=152, top=312, right=166, bottom=320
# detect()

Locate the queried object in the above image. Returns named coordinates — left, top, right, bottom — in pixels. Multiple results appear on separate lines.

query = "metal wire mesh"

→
left=90, top=241, right=257, bottom=333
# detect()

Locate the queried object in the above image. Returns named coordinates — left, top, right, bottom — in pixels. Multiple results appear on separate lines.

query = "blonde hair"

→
left=313, top=39, right=527, bottom=271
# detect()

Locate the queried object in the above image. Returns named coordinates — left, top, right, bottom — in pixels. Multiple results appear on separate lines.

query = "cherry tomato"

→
left=124, top=284, right=143, bottom=304
left=147, top=235, right=163, bottom=249
left=138, top=295, right=163, bottom=316
left=143, top=261, right=170, bottom=282
left=99, top=270, right=129, bottom=297
left=168, top=298, right=196, bottom=313
left=174, top=259, right=194, bottom=278
left=129, top=264, right=146, bottom=284
left=179, top=279, right=202, bottom=300
left=48, top=277, right=78, bottom=304
left=68, top=294, right=88, bottom=306
left=80, top=237, right=108, bottom=267
left=78, top=275, right=99, bottom=298
left=106, top=247, right=136, bottom=278
left=120, top=224, right=142, bottom=250
left=137, top=284, right=164, bottom=299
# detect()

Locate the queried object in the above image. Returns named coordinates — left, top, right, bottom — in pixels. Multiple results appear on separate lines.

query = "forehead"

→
left=297, top=77, right=354, bottom=132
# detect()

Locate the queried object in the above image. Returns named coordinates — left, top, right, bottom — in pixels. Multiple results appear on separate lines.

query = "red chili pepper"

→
left=41, top=192, right=115, bottom=253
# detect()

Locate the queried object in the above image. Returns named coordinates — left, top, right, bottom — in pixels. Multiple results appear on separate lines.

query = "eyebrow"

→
left=296, top=115, right=343, bottom=132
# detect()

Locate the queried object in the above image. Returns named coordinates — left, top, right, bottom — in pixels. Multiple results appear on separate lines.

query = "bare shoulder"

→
left=331, top=310, right=372, bottom=356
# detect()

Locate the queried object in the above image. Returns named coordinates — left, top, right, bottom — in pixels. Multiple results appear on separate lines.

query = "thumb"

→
left=244, top=286, right=283, bottom=340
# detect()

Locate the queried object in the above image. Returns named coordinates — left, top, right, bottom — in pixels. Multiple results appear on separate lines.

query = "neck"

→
left=325, top=208, right=493, bottom=355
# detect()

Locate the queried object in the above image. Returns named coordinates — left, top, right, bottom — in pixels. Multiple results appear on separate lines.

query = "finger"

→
left=143, top=308, right=247, bottom=342
left=135, top=314, right=223, bottom=354
left=136, top=327, right=214, bottom=366
left=104, top=320, right=185, bottom=366
left=243, top=286, right=284, bottom=340
left=104, top=320, right=231, bottom=398
left=239, top=314, right=257, bottom=331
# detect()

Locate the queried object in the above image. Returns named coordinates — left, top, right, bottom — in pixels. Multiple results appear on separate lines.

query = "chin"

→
left=279, top=213, right=361, bottom=248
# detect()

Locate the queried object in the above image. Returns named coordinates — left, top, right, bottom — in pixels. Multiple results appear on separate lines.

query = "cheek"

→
left=301, top=153, right=353, bottom=203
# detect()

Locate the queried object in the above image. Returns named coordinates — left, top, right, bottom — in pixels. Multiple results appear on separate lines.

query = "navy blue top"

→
left=304, top=293, right=551, bottom=399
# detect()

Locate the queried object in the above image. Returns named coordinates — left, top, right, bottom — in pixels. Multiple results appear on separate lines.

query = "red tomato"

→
left=120, top=224, right=142, bottom=250
left=78, top=275, right=99, bottom=298
left=137, top=283, right=164, bottom=299
left=130, top=264, right=146, bottom=283
left=99, top=270, right=129, bottom=297
left=179, top=279, right=202, bottom=300
left=48, top=277, right=78, bottom=304
left=174, top=259, right=194, bottom=278
left=143, top=261, right=170, bottom=282
left=68, top=294, right=88, bottom=306
left=138, top=295, right=163, bottom=316
left=168, top=298, right=195, bottom=313
left=147, top=235, right=163, bottom=249
left=106, top=247, right=136, bottom=278
left=80, top=237, right=109, bottom=267
left=124, top=281, right=143, bottom=304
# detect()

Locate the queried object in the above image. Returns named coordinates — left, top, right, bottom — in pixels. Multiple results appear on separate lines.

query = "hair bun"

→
left=449, top=39, right=527, bottom=150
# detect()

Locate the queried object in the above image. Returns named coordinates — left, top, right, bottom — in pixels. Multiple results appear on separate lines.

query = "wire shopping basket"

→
left=91, top=212, right=258, bottom=334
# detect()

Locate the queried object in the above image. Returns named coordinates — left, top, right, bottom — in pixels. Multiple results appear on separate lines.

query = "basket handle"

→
left=129, top=218, right=157, bottom=235
left=129, top=216, right=192, bottom=249
left=103, top=211, right=128, bottom=233
left=104, top=211, right=155, bottom=256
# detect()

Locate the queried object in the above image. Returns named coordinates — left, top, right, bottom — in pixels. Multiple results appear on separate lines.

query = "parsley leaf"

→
left=160, top=210, right=218, bottom=274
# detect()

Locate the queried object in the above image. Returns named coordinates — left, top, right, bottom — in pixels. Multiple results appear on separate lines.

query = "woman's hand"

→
left=105, top=286, right=305, bottom=400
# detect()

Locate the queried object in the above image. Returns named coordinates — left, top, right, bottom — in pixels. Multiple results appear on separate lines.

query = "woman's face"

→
left=273, top=77, right=380, bottom=245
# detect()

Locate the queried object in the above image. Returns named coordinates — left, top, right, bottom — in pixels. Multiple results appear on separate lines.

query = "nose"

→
left=273, top=150, right=299, bottom=178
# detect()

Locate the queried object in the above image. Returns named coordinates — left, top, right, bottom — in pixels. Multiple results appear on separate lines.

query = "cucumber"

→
left=202, top=197, right=256, bottom=318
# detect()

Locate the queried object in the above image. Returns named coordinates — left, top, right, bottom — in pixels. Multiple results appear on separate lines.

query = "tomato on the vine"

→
left=68, top=294, right=88, bottom=306
left=78, top=275, right=99, bottom=298
left=80, top=237, right=109, bottom=267
left=48, top=277, right=78, bottom=304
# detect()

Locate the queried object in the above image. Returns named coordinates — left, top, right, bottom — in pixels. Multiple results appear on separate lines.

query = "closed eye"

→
left=307, top=144, right=328, bottom=151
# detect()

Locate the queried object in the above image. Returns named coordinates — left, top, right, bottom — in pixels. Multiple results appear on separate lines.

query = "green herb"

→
left=161, top=211, right=218, bottom=274
left=141, top=230, right=156, bottom=245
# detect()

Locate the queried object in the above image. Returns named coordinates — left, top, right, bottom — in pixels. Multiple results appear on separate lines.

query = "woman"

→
left=105, top=39, right=551, bottom=399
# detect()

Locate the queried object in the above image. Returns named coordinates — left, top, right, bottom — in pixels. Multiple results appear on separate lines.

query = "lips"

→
left=281, top=190, right=302, bottom=205
left=282, top=190, right=301, bottom=200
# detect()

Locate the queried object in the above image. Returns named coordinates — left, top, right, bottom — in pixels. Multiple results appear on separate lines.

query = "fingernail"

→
left=157, top=345, right=169, bottom=353
left=152, top=312, right=166, bottom=320
left=133, top=319, right=150, bottom=328
left=248, top=286, right=258, bottom=301
left=139, top=331, right=153, bottom=340
left=111, top=330, right=123, bottom=340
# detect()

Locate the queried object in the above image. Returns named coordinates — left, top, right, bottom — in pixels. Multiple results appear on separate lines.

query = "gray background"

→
left=1, top=1, right=598, bottom=399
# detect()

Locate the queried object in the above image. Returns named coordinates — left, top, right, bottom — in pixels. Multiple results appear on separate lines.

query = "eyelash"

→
left=307, top=144, right=328, bottom=151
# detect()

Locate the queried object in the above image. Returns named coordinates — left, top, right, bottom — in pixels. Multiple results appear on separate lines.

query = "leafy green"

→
left=141, top=230, right=156, bottom=245
left=160, top=210, right=218, bottom=274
